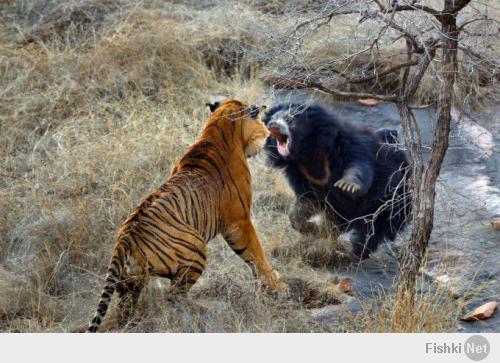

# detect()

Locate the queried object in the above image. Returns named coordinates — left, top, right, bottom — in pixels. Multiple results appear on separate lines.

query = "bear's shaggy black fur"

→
left=263, top=103, right=411, bottom=259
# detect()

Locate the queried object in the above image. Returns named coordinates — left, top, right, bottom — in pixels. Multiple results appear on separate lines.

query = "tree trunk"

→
left=398, top=1, right=463, bottom=290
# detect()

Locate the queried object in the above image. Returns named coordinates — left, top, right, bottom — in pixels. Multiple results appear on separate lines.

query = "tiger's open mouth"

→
left=269, top=127, right=291, bottom=157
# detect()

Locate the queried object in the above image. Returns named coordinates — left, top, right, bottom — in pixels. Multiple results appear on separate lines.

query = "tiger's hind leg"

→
left=169, top=263, right=205, bottom=295
left=167, top=229, right=207, bottom=297
left=114, top=252, right=148, bottom=323
left=116, top=275, right=147, bottom=322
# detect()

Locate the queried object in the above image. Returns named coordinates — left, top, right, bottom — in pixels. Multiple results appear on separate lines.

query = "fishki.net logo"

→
left=425, top=335, right=490, bottom=361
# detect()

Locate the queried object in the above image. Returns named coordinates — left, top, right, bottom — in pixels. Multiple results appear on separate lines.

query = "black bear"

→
left=263, top=103, right=411, bottom=259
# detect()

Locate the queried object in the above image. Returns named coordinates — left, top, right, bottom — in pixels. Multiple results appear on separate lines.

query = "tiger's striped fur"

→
left=88, top=99, right=285, bottom=332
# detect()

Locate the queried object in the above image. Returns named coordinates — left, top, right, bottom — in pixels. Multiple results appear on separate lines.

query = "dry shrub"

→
left=261, top=4, right=500, bottom=109
left=349, top=281, right=476, bottom=333
left=0, top=264, right=61, bottom=332
left=1, top=14, right=210, bottom=155
left=18, top=0, right=126, bottom=45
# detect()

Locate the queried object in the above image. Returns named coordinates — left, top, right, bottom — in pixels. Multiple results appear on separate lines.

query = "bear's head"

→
left=262, top=103, right=338, bottom=159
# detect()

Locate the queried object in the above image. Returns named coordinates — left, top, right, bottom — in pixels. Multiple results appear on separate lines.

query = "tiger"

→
left=88, top=99, right=285, bottom=332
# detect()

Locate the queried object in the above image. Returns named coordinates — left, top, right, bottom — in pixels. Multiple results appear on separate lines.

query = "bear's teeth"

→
left=277, top=138, right=290, bottom=157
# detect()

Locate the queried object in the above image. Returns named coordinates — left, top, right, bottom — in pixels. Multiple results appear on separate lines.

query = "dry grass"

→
left=357, top=284, right=464, bottom=333
left=0, top=0, right=486, bottom=332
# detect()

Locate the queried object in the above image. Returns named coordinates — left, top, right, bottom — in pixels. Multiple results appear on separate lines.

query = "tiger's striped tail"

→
left=88, top=243, right=128, bottom=333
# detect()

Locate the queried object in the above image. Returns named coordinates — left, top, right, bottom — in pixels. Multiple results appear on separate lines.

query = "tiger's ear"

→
left=249, top=104, right=266, bottom=119
left=206, top=101, right=221, bottom=113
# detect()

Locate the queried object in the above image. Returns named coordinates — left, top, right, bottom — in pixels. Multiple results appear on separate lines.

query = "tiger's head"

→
left=206, top=99, right=269, bottom=157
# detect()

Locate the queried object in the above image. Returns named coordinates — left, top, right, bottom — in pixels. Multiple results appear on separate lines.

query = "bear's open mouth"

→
left=269, top=127, right=290, bottom=157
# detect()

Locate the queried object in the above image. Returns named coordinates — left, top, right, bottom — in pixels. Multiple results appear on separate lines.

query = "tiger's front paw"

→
left=334, top=178, right=362, bottom=194
left=264, top=270, right=287, bottom=294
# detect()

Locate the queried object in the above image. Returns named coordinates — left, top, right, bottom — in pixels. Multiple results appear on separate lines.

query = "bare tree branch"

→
left=347, top=59, right=419, bottom=84
left=294, top=2, right=353, bottom=32
left=306, top=80, right=398, bottom=101
left=271, top=77, right=398, bottom=101
left=457, top=16, right=491, bottom=32
left=390, top=3, right=441, bottom=18
left=458, top=44, right=500, bottom=72
left=371, top=11, right=430, bottom=53
left=446, top=0, right=473, bottom=14
left=372, top=0, right=385, bottom=12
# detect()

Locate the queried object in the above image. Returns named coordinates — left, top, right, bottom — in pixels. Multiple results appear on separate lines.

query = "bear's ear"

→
left=206, top=101, right=221, bottom=113
left=249, top=104, right=266, bottom=119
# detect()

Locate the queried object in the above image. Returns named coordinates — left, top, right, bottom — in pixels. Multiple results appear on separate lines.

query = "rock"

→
left=344, top=297, right=362, bottom=315
left=358, top=98, right=383, bottom=107
left=461, top=301, right=498, bottom=322
left=307, top=214, right=324, bottom=226
left=436, top=274, right=450, bottom=284
left=336, top=278, right=352, bottom=293
left=310, top=305, right=341, bottom=326
left=491, top=219, right=500, bottom=231
left=310, top=297, right=362, bottom=325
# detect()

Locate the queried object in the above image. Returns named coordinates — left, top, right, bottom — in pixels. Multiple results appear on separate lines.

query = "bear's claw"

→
left=334, top=179, right=361, bottom=194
